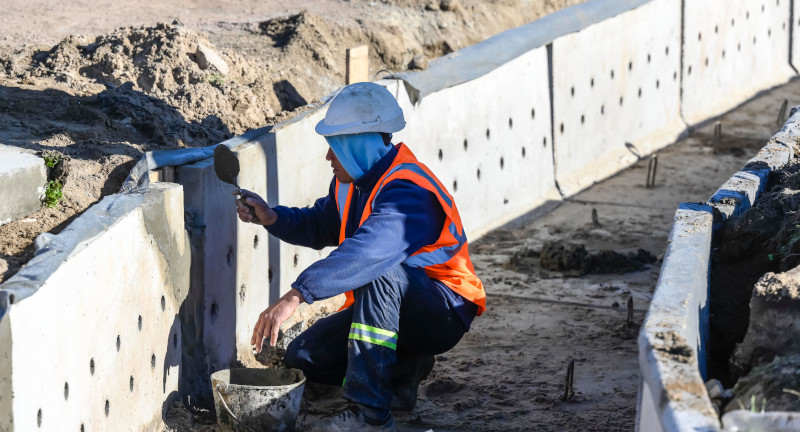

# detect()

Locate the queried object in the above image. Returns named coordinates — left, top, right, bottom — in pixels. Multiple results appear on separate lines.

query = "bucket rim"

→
left=211, top=367, right=307, bottom=392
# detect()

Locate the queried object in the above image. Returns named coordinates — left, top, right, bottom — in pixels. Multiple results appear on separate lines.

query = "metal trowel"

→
left=214, top=145, right=260, bottom=223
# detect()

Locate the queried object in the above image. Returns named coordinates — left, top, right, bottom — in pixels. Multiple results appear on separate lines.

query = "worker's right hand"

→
left=234, top=189, right=277, bottom=225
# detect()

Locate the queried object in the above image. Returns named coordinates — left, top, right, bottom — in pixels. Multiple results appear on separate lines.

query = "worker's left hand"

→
left=251, top=288, right=305, bottom=353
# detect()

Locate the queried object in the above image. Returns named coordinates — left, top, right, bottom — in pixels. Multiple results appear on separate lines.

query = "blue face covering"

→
left=325, top=133, right=391, bottom=180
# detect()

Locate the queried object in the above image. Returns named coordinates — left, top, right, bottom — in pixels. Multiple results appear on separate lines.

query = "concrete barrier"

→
left=0, top=145, right=46, bottom=226
left=551, top=0, right=684, bottom=195
left=637, top=109, right=799, bottom=431
left=682, top=0, right=795, bottom=126
left=0, top=183, right=189, bottom=431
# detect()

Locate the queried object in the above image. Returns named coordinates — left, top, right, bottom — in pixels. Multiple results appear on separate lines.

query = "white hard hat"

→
left=315, top=82, right=405, bottom=136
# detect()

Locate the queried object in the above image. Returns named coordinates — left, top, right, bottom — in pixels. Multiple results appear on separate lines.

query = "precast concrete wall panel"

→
left=793, top=0, right=800, bottom=70
left=177, top=140, right=271, bottom=404
left=552, top=0, right=684, bottom=196
left=263, top=108, right=338, bottom=301
left=682, top=0, right=794, bottom=125
left=4, top=183, right=189, bottom=431
left=389, top=46, right=559, bottom=238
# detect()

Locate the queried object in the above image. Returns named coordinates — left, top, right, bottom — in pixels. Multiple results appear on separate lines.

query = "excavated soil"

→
left=0, top=0, right=587, bottom=283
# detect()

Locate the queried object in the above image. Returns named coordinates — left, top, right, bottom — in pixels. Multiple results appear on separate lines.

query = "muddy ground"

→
left=3, top=1, right=799, bottom=430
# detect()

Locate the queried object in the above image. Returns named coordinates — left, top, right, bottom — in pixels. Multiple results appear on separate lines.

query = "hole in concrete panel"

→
left=705, top=57, right=709, bottom=67
left=503, top=198, right=509, bottom=205
left=138, top=315, right=142, bottom=331
left=452, top=180, right=458, bottom=192
left=173, top=332, right=178, bottom=348
left=210, top=302, right=218, bottom=323
left=570, top=86, right=575, bottom=97
left=715, top=25, right=719, bottom=34
left=81, top=424, right=85, bottom=432
left=762, top=3, right=765, bottom=12
left=64, top=382, right=69, bottom=400
left=628, top=61, right=633, bottom=71
left=463, top=139, right=468, bottom=151
left=655, top=79, right=660, bottom=89
left=268, top=268, right=273, bottom=283
left=438, top=149, right=443, bottom=161
left=732, top=18, right=735, bottom=27
left=768, top=28, right=771, bottom=37
left=559, top=123, right=564, bottom=134
left=753, top=36, right=757, bottom=44
left=722, top=50, right=726, bottom=59
left=116, top=335, right=121, bottom=352
left=90, top=358, right=95, bottom=375
left=580, top=114, right=585, bottom=124
left=665, top=46, right=669, bottom=56
left=688, top=65, right=692, bottom=75
left=105, top=399, right=110, bottom=417
left=738, top=42, right=742, bottom=51
left=151, top=354, right=156, bottom=370
left=226, top=245, right=234, bottom=267
left=601, top=105, right=605, bottom=115
left=698, top=32, right=702, bottom=41
left=610, top=69, right=615, bottom=79
left=253, top=235, right=259, bottom=249
left=746, top=11, right=750, bottom=19
left=542, top=137, right=547, bottom=147
left=293, top=253, right=299, bottom=267
left=619, top=96, right=624, bottom=106
left=638, top=88, right=642, bottom=98
left=37, top=409, right=41, bottom=427
left=590, top=77, right=594, bottom=87
left=673, top=71, right=677, bottom=81
left=521, top=147, right=526, bottom=158
left=783, top=22, right=786, bottom=30
left=476, top=168, right=481, bottom=180
left=647, top=53, right=651, bottom=63
left=486, top=129, right=490, bottom=139
left=500, top=157, right=504, bottom=170
left=130, top=376, right=134, bottom=392
left=161, top=296, right=166, bottom=312
left=508, top=117, right=513, bottom=129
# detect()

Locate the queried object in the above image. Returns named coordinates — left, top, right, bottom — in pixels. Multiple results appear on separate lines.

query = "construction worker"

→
left=235, top=82, right=485, bottom=432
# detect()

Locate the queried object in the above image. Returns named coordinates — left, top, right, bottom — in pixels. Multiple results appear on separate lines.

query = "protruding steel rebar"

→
left=713, top=121, right=722, bottom=155
left=646, top=155, right=658, bottom=188
left=562, top=360, right=575, bottom=401
left=591, top=207, right=600, bottom=226
left=627, top=296, right=634, bottom=327
left=778, top=99, right=789, bottom=126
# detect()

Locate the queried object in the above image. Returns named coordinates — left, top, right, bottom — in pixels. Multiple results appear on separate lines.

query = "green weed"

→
left=737, top=394, right=767, bottom=414
left=42, top=180, right=63, bottom=208
left=208, top=73, right=225, bottom=85
left=42, top=150, right=61, bottom=169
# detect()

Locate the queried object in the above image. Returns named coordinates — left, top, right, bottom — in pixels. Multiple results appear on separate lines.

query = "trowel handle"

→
left=237, top=190, right=260, bottom=224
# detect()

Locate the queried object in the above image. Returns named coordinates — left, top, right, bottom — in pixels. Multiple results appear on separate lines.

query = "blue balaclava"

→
left=325, top=132, right=391, bottom=180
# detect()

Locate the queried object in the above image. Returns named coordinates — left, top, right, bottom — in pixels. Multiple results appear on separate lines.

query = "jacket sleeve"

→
left=263, top=179, right=340, bottom=250
left=291, top=180, right=446, bottom=304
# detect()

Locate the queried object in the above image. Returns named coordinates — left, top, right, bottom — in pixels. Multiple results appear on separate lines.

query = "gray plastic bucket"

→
left=211, top=368, right=306, bottom=432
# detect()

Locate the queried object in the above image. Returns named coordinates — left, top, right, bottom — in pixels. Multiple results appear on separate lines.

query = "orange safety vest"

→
left=334, top=143, right=486, bottom=315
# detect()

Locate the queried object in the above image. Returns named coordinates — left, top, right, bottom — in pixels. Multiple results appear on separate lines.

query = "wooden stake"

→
left=346, top=45, right=369, bottom=85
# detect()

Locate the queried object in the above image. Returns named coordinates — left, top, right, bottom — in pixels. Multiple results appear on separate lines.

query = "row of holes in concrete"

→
left=37, top=297, right=176, bottom=428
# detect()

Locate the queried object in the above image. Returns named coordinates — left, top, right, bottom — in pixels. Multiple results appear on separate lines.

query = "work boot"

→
left=305, top=405, right=396, bottom=432
left=390, top=355, right=435, bottom=410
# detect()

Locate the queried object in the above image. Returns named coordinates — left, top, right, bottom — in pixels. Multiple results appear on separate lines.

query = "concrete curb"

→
left=637, top=108, right=799, bottom=431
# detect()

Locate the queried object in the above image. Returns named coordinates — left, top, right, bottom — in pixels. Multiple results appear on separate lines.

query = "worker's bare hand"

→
left=234, top=189, right=277, bottom=225
left=251, top=289, right=305, bottom=353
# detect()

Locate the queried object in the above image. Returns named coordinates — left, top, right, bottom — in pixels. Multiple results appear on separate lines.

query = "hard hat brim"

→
left=315, top=115, right=405, bottom=137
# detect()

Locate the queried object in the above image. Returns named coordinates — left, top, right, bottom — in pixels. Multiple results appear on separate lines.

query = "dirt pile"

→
left=725, top=354, right=800, bottom=413
left=538, top=241, right=657, bottom=274
left=710, top=158, right=800, bottom=379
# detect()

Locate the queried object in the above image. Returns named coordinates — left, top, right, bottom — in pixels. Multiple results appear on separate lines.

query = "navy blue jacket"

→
left=265, top=145, right=477, bottom=329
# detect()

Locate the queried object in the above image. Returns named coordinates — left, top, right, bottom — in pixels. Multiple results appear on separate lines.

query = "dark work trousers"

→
left=283, top=263, right=467, bottom=410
